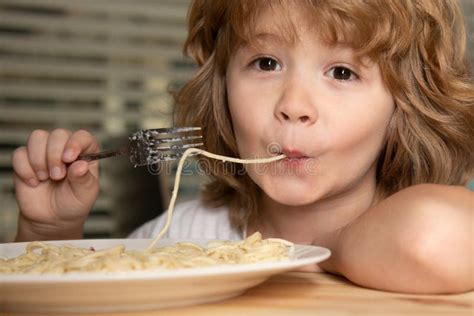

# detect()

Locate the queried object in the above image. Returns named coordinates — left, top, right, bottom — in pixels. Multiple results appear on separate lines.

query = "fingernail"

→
left=28, top=178, right=39, bottom=187
left=36, top=171, right=48, bottom=180
left=63, top=149, right=74, bottom=161
left=51, top=166, right=62, bottom=178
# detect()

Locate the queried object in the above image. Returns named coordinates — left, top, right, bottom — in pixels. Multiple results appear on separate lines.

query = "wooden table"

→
left=6, top=272, right=473, bottom=316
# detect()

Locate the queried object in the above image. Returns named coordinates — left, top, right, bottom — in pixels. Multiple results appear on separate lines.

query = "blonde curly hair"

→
left=173, top=0, right=474, bottom=229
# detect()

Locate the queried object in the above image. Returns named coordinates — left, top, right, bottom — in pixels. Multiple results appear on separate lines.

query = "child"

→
left=11, top=0, right=473, bottom=293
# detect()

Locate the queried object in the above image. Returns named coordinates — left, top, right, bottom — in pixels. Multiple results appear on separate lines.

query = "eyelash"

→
left=250, top=57, right=282, bottom=72
left=249, top=57, right=359, bottom=82
left=327, top=66, right=359, bottom=81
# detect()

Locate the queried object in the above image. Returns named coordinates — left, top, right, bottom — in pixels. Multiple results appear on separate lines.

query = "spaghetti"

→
left=0, top=148, right=289, bottom=274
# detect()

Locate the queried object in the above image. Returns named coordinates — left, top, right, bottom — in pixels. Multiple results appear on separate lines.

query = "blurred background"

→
left=0, top=0, right=199, bottom=242
left=0, top=0, right=473, bottom=242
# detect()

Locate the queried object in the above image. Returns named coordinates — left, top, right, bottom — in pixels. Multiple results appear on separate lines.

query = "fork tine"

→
left=130, top=127, right=201, bottom=139
left=150, top=135, right=203, bottom=144
left=156, top=142, right=204, bottom=151
left=147, top=127, right=201, bottom=134
left=148, top=150, right=201, bottom=163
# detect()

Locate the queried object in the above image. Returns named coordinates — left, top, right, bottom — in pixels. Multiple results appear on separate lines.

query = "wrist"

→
left=15, top=215, right=84, bottom=242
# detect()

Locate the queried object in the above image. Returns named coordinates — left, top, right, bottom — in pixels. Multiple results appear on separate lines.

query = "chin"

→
left=264, top=184, right=320, bottom=206
left=249, top=172, right=322, bottom=205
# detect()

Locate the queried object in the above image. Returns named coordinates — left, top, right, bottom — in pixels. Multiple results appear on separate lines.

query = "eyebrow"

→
left=241, top=32, right=295, bottom=51
left=256, top=32, right=293, bottom=43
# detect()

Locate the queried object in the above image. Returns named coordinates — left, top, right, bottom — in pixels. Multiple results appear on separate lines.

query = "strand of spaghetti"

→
left=145, top=148, right=286, bottom=250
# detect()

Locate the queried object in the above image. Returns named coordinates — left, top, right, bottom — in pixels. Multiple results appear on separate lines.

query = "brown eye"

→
left=254, top=57, right=281, bottom=71
left=330, top=66, right=356, bottom=80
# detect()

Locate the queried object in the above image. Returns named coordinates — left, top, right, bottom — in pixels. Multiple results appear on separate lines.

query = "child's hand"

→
left=12, top=129, right=100, bottom=241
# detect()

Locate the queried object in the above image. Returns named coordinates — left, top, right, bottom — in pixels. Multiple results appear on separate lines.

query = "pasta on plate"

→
left=0, top=149, right=290, bottom=275
left=0, top=232, right=292, bottom=274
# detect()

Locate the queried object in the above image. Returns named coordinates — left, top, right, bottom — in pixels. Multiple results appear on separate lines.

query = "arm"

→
left=322, top=184, right=473, bottom=294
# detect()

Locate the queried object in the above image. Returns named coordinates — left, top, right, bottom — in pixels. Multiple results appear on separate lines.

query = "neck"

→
left=249, top=175, right=377, bottom=246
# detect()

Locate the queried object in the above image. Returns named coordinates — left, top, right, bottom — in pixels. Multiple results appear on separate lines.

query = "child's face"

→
left=225, top=4, right=395, bottom=206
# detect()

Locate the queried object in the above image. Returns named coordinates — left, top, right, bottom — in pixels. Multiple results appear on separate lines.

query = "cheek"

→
left=227, top=87, right=250, bottom=134
left=331, top=100, right=394, bottom=159
left=227, top=72, right=248, bottom=126
left=226, top=75, right=271, bottom=154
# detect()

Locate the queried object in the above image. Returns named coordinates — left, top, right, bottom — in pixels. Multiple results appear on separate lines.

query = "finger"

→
left=26, top=129, right=50, bottom=181
left=62, top=129, right=100, bottom=162
left=66, top=160, right=99, bottom=204
left=63, top=130, right=100, bottom=179
left=11, top=147, right=40, bottom=187
left=46, top=128, right=72, bottom=180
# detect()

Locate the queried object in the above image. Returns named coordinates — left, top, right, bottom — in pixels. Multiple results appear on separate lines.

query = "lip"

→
left=277, top=148, right=311, bottom=169
left=281, top=148, right=309, bottom=159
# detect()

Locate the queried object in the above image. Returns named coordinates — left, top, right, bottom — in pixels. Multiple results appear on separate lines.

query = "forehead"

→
left=245, top=1, right=312, bottom=46
left=228, top=0, right=389, bottom=61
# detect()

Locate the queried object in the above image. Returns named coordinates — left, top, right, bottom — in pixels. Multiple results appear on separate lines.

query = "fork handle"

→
left=75, top=148, right=128, bottom=162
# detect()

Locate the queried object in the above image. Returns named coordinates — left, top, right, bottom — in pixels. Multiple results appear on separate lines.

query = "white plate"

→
left=0, top=238, right=330, bottom=313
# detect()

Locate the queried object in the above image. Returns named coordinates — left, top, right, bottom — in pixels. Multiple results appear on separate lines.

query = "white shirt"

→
left=128, top=199, right=243, bottom=240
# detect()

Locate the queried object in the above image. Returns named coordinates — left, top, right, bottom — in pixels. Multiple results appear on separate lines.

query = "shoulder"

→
left=384, top=184, right=473, bottom=286
left=127, top=199, right=242, bottom=240
left=334, top=184, right=473, bottom=292
left=375, top=183, right=473, bottom=248
left=381, top=183, right=473, bottom=218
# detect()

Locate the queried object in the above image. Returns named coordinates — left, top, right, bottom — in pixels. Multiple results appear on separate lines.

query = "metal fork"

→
left=74, top=127, right=203, bottom=167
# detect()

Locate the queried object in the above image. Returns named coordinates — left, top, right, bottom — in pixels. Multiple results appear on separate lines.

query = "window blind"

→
left=0, top=0, right=195, bottom=242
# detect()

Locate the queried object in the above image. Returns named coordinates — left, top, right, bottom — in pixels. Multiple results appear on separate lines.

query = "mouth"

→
left=277, top=148, right=311, bottom=168
left=280, top=148, right=309, bottom=159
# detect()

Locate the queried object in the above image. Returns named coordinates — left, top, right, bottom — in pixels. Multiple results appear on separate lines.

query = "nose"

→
left=274, top=79, right=318, bottom=125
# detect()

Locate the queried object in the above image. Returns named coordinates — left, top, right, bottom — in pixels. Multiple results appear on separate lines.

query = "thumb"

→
left=66, top=160, right=99, bottom=205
